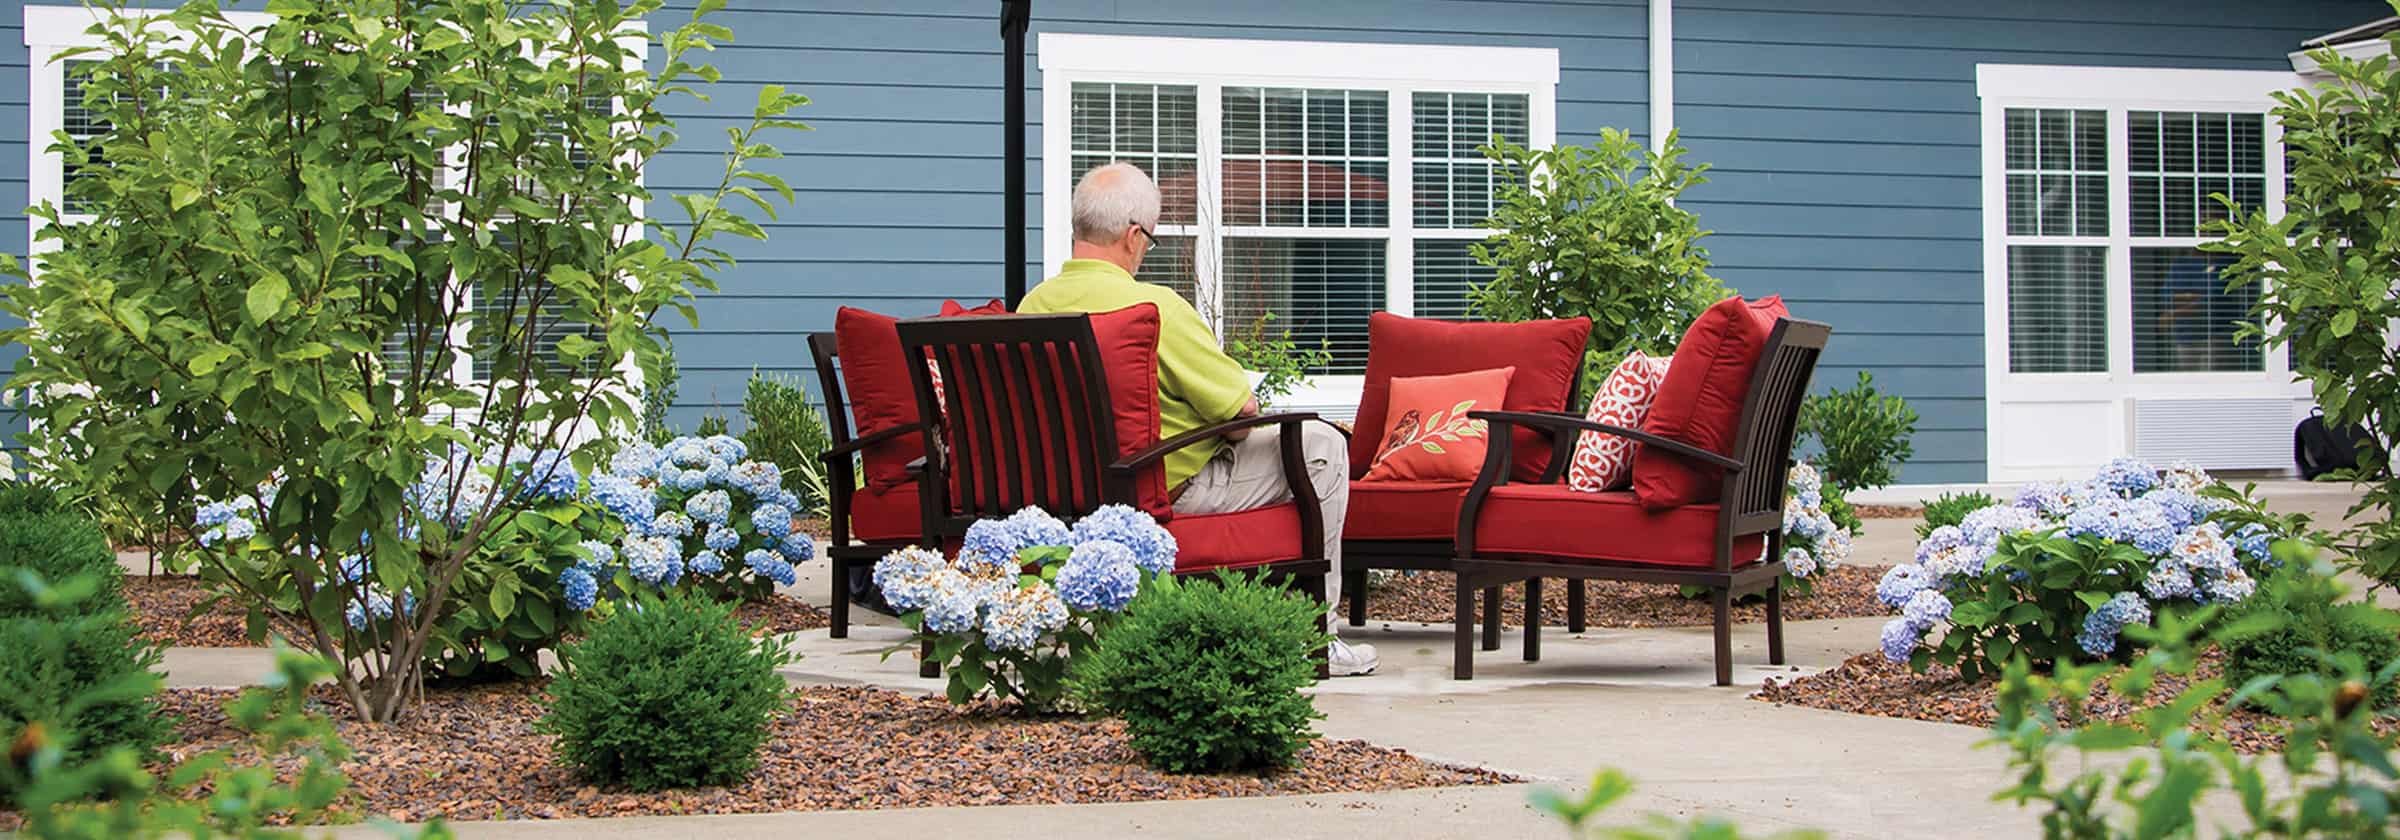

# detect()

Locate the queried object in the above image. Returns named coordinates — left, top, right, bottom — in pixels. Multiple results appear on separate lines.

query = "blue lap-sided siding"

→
left=1672, top=0, right=2383, bottom=483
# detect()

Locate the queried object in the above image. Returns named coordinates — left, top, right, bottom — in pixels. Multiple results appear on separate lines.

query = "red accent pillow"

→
left=1632, top=296, right=1789, bottom=510
left=830, top=299, right=1013, bottom=492
left=1361, top=367, right=1515, bottom=482
left=1085, top=304, right=1171, bottom=517
left=1351, top=313, right=1591, bottom=483
left=1566, top=351, right=1671, bottom=492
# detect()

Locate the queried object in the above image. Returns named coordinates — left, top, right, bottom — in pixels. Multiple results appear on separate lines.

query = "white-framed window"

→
left=1039, top=34, right=1559, bottom=411
left=1976, top=65, right=2314, bottom=481
left=21, top=5, right=643, bottom=391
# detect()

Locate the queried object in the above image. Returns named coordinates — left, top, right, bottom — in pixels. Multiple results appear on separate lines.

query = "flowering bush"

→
left=576, top=435, right=817, bottom=605
left=1777, top=464, right=1853, bottom=596
left=1873, top=458, right=2288, bottom=680
left=875, top=504, right=1175, bottom=711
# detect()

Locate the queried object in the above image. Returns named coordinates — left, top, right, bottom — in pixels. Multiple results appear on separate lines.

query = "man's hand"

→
left=1224, top=397, right=1261, bottom=441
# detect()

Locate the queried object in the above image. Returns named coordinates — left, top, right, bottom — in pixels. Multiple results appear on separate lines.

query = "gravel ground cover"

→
left=1350, top=565, right=1890, bottom=629
left=16, top=682, right=1510, bottom=825
left=127, top=576, right=827, bottom=647
left=1852, top=504, right=1923, bottom=519
left=1753, top=649, right=2395, bottom=755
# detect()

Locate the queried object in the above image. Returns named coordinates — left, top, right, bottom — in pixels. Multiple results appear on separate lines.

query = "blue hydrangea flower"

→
left=2232, top=523, right=2274, bottom=566
left=778, top=532, right=816, bottom=563
left=609, top=440, right=662, bottom=479
left=560, top=567, right=599, bottom=611
left=1914, top=526, right=1971, bottom=565
left=1057, top=540, right=1141, bottom=612
left=1071, top=504, right=1177, bottom=575
left=575, top=539, right=614, bottom=575
left=744, top=548, right=797, bottom=587
left=196, top=501, right=238, bottom=528
left=514, top=450, right=580, bottom=501
left=874, top=546, right=947, bottom=611
left=2142, top=488, right=2201, bottom=530
left=2013, top=481, right=2080, bottom=518
left=219, top=517, right=258, bottom=544
left=589, top=474, right=657, bottom=529
left=2096, top=457, right=2159, bottom=495
left=2077, top=592, right=2152, bottom=658
left=702, top=459, right=734, bottom=488
left=343, top=590, right=396, bottom=631
left=666, top=468, right=710, bottom=492
left=2172, top=523, right=2237, bottom=575
left=703, top=434, right=748, bottom=463
left=2116, top=499, right=2178, bottom=555
left=2206, top=568, right=2257, bottom=602
left=663, top=438, right=714, bottom=469
left=2160, top=460, right=2212, bottom=492
left=1006, top=507, right=1073, bottom=548
left=623, top=535, right=678, bottom=585
left=752, top=503, right=794, bottom=541
left=646, top=510, right=695, bottom=539
left=1782, top=547, right=1819, bottom=579
left=729, top=461, right=783, bottom=498
left=1879, top=618, right=1921, bottom=663
left=1959, top=505, right=2045, bottom=548
left=685, top=490, right=733, bottom=526
left=703, top=522, right=740, bottom=552
left=688, top=550, right=727, bottom=576
left=1876, top=564, right=1934, bottom=609
left=2142, top=561, right=2195, bottom=601
left=1901, top=589, right=1952, bottom=631
left=921, top=569, right=994, bottom=634
left=980, top=584, right=1069, bottom=651
left=769, top=488, right=804, bottom=514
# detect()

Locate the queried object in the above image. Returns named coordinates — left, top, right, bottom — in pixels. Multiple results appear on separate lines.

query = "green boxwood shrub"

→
left=539, top=593, right=794, bottom=791
left=1917, top=491, right=2000, bottom=539
left=0, top=513, right=169, bottom=806
left=2222, top=567, right=2400, bottom=707
left=0, top=482, right=66, bottom=518
left=1068, top=574, right=1328, bottom=773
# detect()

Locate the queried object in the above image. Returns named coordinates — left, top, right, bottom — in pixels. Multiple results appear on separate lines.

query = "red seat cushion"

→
left=1343, top=480, right=1472, bottom=541
left=848, top=481, right=921, bottom=543
left=1470, top=484, right=1763, bottom=568
left=1633, top=296, right=1790, bottom=510
left=1352, top=314, right=1591, bottom=484
left=1165, top=503, right=1306, bottom=573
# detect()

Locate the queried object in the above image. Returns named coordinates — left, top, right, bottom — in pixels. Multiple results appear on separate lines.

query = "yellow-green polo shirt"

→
left=1019, top=259, right=1253, bottom=491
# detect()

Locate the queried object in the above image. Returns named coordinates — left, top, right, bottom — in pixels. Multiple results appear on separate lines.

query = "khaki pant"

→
left=1172, top=422, right=1350, bottom=617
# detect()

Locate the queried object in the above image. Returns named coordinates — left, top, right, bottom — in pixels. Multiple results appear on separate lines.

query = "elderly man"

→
left=1020, top=162, right=1376, bottom=676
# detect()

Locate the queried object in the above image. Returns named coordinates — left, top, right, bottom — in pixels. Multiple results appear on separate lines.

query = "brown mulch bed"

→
left=70, top=682, right=1509, bottom=824
left=1348, top=564, right=1890, bottom=629
left=1753, top=649, right=2398, bottom=755
left=1853, top=504, right=1923, bottom=519
left=128, top=575, right=829, bottom=647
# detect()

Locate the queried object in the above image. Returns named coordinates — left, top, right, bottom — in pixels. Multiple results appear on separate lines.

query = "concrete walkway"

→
left=159, top=482, right=2369, bottom=839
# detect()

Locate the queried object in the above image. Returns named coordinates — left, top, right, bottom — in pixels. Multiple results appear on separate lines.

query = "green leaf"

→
left=489, top=580, right=517, bottom=620
left=2332, top=309, right=2359, bottom=338
left=1950, top=600, right=1997, bottom=628
left=171, top=183, right=203, bottom=210
left=246, top=272, right=290, bottom=323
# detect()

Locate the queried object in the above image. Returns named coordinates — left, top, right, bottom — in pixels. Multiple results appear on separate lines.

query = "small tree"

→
left=0, top=0, right=804, bottom=722
left=2208, top=18, right=2400, bottom=588
left=1470, top=129, right=1727, bottom=390
left=1798, top=371, right=1919, bottom=492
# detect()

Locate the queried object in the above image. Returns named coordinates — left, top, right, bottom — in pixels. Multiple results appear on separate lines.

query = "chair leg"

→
left=919, top=637, right=940, bottom=679
left=1523, top=577, right=1542, bottom=662
left=1711, top=588, right=1733, bottom=687
left=1567, top=578, right=1587, bottom=634
left=829, top=557, right=850, bottom=640
left=1766, top=577, right=1787, bottom=666
left=1311, top=571, right=1332, bottom=680
left=1453, top=573, right=1477, bottom=680
left=1345, top=564, right=1368, bottom=627
left=1481, top=585, right=1502, bottom=651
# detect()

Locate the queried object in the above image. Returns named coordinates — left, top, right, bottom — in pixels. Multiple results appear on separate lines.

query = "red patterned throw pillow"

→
left=1565, top=351, right=1672, bottom=492
left=1361, top=367, right=1516, bottom=483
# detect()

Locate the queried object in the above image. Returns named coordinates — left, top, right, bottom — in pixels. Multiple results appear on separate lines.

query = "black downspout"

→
left=1001, top=0, right=1031, bottom=308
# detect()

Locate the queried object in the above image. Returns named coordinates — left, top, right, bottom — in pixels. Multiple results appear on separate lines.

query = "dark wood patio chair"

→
left=1451, top=318, right=1830, bottom=685
left=807, top=332, right=929, bottom=640
left=893, top=309, right=1335, bottom=624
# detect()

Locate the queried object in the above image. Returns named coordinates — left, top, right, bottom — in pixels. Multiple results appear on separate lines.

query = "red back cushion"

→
left=1632, top=296, right=1790, bottom=510
left=831, top=299, right=1013, bottom=491
left=1087, top=304, right=1171, bottom=517
left=1361, top=367, right=1515, bottom=482
left=1351, top=313, right=1591, bottom=483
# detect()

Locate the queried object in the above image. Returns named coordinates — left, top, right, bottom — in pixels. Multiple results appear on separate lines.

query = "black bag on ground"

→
left=2296, top=409, right=2381, bottom=479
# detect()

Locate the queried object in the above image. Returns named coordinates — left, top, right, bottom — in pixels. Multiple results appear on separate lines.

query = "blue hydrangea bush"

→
left=874, top=504, right=1175, bottom=711
left=1777, top=463, right=1853, bottom=596
left=574, top=435, right=816, bottom=606
left=1874, top=458, right=2289, bottom=681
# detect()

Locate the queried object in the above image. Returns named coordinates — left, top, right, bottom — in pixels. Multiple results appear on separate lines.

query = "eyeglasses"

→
left=1132, top=221, right=1158, bottom=254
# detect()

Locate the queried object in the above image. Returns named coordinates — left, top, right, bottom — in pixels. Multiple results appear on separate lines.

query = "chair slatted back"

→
left=896, top=313, right=1123, bottom=541
left=1718, top=318, right=1833, bottom=552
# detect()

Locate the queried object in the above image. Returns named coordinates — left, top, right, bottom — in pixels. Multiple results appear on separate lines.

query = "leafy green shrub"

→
left=640, top=337, right=685, bottom=446
left=1468, top=130, right=1727, bottom=398
left=1227, top=313, right=1332, bottom=408
left=1798, top=371, right=1918, bottom=492
left=1917, top=491, right=1999, bottom=539
left=2211, top=25, right=2400, bottom=590
left=540, top=593, right=794, bottom=791
left=0, top=483, right=66, bottom=518
left=0, top=515, right=169, bottom=807
left=1068, top=573, right=1327, bottom=772
left=0, top=512, right=119, bottom=615
left=2221, top=565, right=2400, bottom=708
left=739, top=370, right=834, bottom=515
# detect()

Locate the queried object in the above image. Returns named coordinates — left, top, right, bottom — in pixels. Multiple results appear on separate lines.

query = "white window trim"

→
left=1038, top=33, right=1559, bottom=416
left=1975, top=64, right=2315, bottom=481
left=23, top=5, right=650, bottom=413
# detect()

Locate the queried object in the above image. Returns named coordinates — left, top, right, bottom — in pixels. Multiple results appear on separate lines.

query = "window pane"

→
left=62, top=61, right=108, bottom=215
left=472, top=235, right=605, bottom=379
left=1413, top=91, right=1530, bottom=229
left=2131, top=248, right=2261, bottom=373
left=1412, top=240, right=1491, bottom=320
left=2007, top=246, right=2107, bottom=374
left=1222, top=87, right=1388, bottom=229
left=1221, top=238, right=1385, bottom=374
left=2129, top=110, right=2265, bottom=236
left=2002, top=108, right=2106, bottom=237
left=1067, top=82, right=1201, bottom=225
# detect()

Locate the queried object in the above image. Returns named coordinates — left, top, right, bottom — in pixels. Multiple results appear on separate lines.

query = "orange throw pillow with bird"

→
left=1361, top=367, right=1517, bottom=482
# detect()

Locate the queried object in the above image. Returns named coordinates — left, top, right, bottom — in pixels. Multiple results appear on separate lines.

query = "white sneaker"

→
left=1328, top=639, right=1379, bottom=677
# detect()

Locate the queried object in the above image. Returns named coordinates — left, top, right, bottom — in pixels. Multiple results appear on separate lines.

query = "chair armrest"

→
left=821, top=422, right=922, bottom=460
left=1470, top=410, right=1743, bottom=473
left=1107, top=412, right=1326, bottom=474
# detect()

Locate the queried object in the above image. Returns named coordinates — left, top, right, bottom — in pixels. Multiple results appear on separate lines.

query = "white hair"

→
left=1071, top=162, right=1161, bottom=246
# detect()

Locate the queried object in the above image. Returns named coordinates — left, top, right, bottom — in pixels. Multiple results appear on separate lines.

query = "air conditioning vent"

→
left=2131, top=398, right=2295, bottom=471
